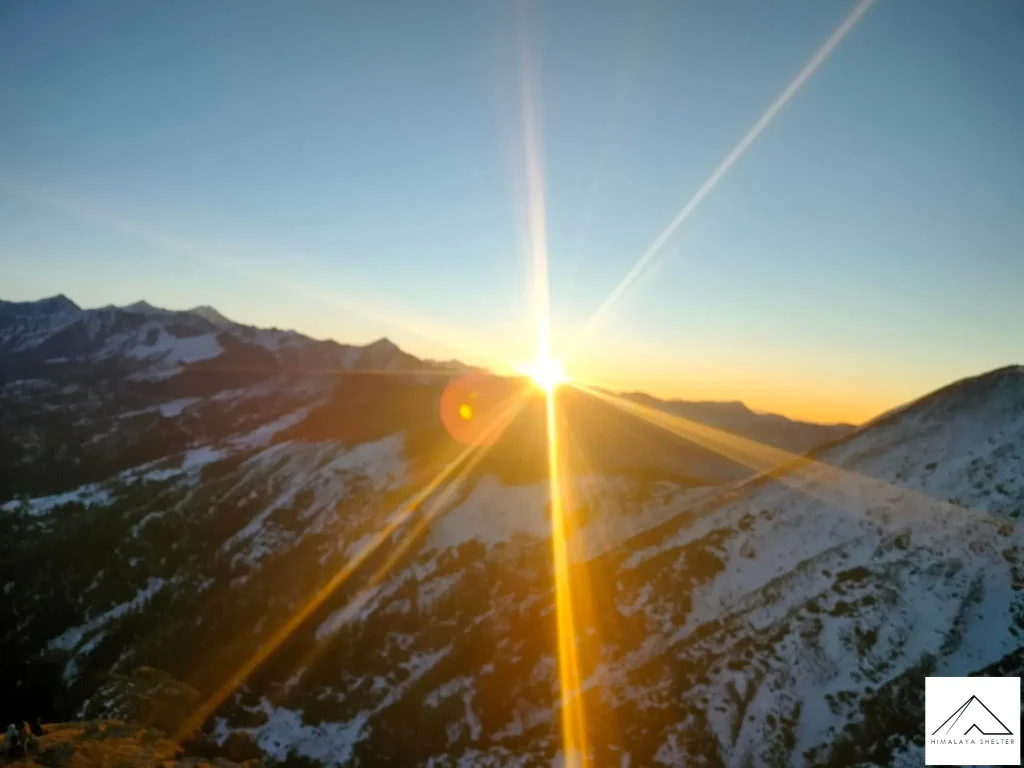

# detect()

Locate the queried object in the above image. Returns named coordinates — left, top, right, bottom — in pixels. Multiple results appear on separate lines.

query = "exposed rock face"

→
left=82, top=667, right=201, bottom=735
left=0, top=720, right=261, bottom=768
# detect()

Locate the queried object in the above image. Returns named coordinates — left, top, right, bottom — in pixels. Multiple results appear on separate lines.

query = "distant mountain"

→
left=0, top=293, right=876, bottom=508
left=0, top=295, right=436, bottom=381
left=0, top=294, right=85, bottom=355
left=186, top=305, right=235, bottom=327
left=622, top=391, right=853, bottom=455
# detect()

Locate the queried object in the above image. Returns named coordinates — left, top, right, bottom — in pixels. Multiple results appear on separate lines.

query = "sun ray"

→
left=518, top=37, right=553, bottom=375
left=287, top=391, right=529, bottom=684
left=516, top=16, right=591, bottom=760
left=579, top=0, right=877, bottom=335
left=546, top=388, right=590, bottom=767
left=562, top=6, right=647, bottom=304
left=374, top=394, right=527, bottom=578
left=555, top=403, right=612, bottom=558
left=175, top=432, right=503, bottom=741
left=571, top=382, right=991, bottom=525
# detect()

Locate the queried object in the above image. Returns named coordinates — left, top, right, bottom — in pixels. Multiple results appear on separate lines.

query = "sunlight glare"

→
left=287, top=392, right=527, bottom=686
left=175, top=436, right=496, bottom=742
left=546, top=389, right=589, bottom=766
left=570, top=380, right=982, bottom=525
left=517, top=14, right=589, bottom=759
left=520, top=355, right=568, bottom=392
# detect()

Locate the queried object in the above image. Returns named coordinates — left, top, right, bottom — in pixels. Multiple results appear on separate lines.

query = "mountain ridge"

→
left=1, top=294, right=853, bottom=429
left=0, top=294, right=872, bottom=507
left=0, top=294, right=447, bottom=380
left=622, top=390, right=853, bottom=453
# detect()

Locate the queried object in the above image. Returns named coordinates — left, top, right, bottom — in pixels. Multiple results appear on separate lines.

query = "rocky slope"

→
left=0, top=720, right=263, bottom=768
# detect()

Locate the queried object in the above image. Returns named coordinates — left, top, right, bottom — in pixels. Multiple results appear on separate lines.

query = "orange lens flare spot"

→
left=440, top=373, right=520, bottom=447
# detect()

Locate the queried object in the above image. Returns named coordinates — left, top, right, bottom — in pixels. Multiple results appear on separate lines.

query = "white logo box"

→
left=926, top=676, right=1021, bottom=766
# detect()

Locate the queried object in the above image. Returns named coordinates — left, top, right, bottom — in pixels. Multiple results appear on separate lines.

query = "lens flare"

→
left=440, top=373, right=520, bottom=446
left=285, top=391, right=528, bottom=688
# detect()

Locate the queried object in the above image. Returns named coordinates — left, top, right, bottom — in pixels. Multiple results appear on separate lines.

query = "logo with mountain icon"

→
left=932, top=694, right=1013, bottom=737
left=925, top=676, right=1020, bottom=766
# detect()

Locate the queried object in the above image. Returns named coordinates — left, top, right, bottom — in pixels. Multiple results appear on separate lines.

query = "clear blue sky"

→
left=1, top=0, right=1022, bottom=422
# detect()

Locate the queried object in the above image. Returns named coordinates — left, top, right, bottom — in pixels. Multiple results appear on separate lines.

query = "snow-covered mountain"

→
left=0, top=295, right=425, bottom=381
left=2, top=293, right=1021, bottom=766
left=0, top=295, right=853, bottom=504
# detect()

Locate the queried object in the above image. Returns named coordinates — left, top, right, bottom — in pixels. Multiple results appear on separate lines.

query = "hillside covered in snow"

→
left=2, top=295, right=1022, bottom=766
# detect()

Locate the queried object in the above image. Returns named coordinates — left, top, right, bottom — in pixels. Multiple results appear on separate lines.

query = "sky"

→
left=1, top=0, right=1022, bottom=424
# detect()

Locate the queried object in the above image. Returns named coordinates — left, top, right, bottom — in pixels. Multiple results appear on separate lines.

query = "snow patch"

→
left=182, top=446, right=227, bottom=471
left=158, top=397, right=200, bottom=417
left=253, top=705, right=369, bottom=766
left=2, top=484, right=112, bottom=515
left=122, top=327, right=222, bottom=364
left=231, top=407, right=311, bottom=448
left=49, top=577, right=166, bottom=653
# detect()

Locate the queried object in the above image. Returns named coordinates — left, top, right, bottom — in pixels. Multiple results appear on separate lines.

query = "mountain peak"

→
left=188, top=305, right=234, bottom=327
left=0, top=294, right=81, bottom=316
left=46, top=293, right=80, bottom=312
left=365, top=337, right=399, bottom=351
left=933, top=694, right=1014, bottom=736
left=867, top=364, right=1024, bottom=432
left=123, top=300, right=165, bottom=315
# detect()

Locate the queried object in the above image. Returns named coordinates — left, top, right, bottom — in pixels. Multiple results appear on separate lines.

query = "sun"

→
left=519, top=356, right=568, bottom=392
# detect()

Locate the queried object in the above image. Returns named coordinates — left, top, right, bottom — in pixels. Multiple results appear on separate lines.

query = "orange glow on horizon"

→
left=570, top=380, right=986, bottom=526
left=566, top=357, right=912, bottom=426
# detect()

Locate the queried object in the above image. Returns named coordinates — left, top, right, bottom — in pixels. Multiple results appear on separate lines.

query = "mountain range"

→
left=1, top=294, right=1022, bottom=766
left=0, top=295, right=851, bottom=502
left=0, top=294, right=429, bottom=381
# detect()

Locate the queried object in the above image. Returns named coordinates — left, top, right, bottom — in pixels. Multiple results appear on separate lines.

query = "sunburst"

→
left=519, top=355, right=568, bottom=392
left=168, top=3, right=882, bottom=762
